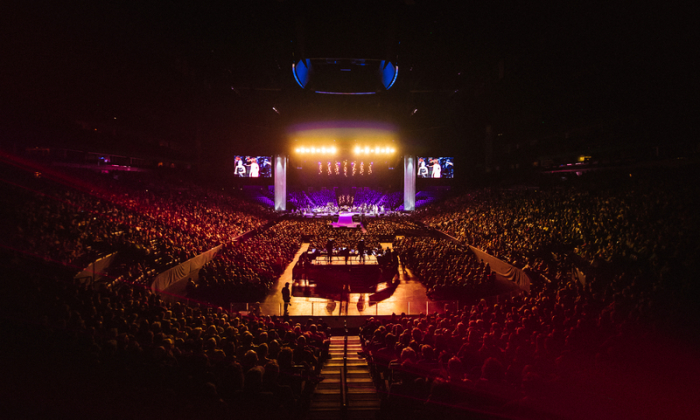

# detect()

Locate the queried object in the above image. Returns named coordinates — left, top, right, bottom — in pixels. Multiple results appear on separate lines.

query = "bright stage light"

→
left=321, top=147, right=327, bottom=154
left=380, top=148, right=386, bottom=153
left=330, top=146, right=337, bottom=154
left=364, top=146, right=370, bottom=154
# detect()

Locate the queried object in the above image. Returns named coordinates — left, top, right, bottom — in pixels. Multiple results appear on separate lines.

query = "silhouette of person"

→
left=282, top=282, right=291, bottom=314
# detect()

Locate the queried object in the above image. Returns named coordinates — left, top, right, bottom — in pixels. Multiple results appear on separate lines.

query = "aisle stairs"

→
left=307, top=331, right=381, bottom=419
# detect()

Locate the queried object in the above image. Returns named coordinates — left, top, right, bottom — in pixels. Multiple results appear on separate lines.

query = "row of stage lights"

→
left=354, top=146, right=396, bottom=155
left=294, top=146, right=396, bottom=155
left=295, top=146, right=337, bottom=154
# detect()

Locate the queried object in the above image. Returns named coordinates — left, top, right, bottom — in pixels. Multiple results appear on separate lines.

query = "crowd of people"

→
left=189, top=220, right=307, bottom=305
left=2, top=259, right=329, bottom=420
left=364, top=217, right=423, bottom=237
left=416, top=169, right=700, bottom=290
left=1, top=166, right=271, bottom=288
left=3, top=158, right=700, bottom=419
left=358, top=270, right=693, bottom=420
left=393, top=236, right=495, bottom=300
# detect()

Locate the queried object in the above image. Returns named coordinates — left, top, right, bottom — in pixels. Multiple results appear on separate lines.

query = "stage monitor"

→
left=233, top=155, right=272, bottom=178
left=416, top=157, right=454, bottom=179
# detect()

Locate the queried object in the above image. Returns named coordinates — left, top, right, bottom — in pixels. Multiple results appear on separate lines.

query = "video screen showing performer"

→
left=417, top=157, right=454, bottom=178
left=233, top=155, right=272, bottom=178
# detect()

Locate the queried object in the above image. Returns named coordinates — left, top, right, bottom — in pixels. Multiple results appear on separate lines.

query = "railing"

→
left=341, top=319, right=348, bottom=415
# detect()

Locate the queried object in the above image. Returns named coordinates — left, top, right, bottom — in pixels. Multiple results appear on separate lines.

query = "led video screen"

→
left=233, top=155, right=272, bottom=178
left=417, top=157, right=454, bottom=178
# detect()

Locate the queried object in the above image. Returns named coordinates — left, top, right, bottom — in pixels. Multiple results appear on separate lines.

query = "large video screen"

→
left=233, top=155, right=272, bottom=178
left=417, top=157, right=454, bottom=178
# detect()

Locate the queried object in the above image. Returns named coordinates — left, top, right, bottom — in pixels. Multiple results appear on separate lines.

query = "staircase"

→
left=307, top=334, right=381, bottom=419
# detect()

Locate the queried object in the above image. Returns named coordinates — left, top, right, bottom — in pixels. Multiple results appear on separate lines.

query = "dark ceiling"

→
left=0, top=0, right=694, bottom=164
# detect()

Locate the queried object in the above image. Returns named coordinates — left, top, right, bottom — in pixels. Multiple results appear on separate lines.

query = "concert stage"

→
left=310, top=255, right=378, bottom=266
left=299, top=211, right=389, bottom=220
left=332, top=212, right=361, bottom=228
left=259, top=243, right=522, bottom=317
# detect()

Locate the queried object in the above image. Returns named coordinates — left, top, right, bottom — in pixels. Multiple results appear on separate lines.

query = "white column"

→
left=274, top=155, right=287, bottom=211
left=403, top=156, right=416, bottom=211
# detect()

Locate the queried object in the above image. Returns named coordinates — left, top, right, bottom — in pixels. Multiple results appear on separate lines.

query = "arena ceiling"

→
left=0, top=1, right=692, bottom=164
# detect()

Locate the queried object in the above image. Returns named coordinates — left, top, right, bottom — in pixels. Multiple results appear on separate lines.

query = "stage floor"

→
left=331, top=212, right=361, bottom=228
left=262, top=243, right=436, bottom=316
left=310, top=255, right=378, bottom=265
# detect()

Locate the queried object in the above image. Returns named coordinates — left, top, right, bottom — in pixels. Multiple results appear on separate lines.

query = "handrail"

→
left=341, top=319, right=348, bottom=415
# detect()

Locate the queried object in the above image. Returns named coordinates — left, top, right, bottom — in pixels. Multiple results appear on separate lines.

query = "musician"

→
left=357, top=239, right=365, bottom=263
left=326, top=238, right=334, bottom=263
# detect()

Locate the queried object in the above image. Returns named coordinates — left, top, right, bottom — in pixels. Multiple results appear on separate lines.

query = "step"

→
left=348, top=399, right=382, bottom=409
left=347, top=377, right=375, bottom=383
left=311, top=390, right=340, bottom=399
left=326, top=359, right=365, bottom=367
left=309, top=400, right=341, bottom=410
left=347, top=389, right=380, bottom=396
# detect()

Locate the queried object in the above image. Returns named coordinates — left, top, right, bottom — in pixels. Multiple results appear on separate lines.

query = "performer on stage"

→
left=418, top=157, right=429, bottom=178
left=357, top=239, right=365, bottom=263
left=431, top=158, right=441, bottom=178
left=249, top=157, right=260, bottom=177
left=234, top=156, right=246, bottom=177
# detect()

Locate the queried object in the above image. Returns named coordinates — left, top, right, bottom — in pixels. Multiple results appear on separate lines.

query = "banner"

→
left=74, top=252, right=118, bottom=285
left=433, top=229, right=531, bottom=293
left=469, top=246, right=531, bottom=293
left=151, top=245, right=222, bottom=293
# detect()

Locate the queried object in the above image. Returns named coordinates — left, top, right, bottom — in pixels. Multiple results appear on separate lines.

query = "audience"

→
left=3, top=162, right=700, bottom=420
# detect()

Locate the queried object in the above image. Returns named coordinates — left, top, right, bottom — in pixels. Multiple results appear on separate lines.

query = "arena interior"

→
left=1, top=2, right=699, bottom=420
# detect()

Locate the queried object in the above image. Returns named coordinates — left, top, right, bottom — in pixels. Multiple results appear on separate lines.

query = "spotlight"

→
left=330, top=146, right=337, bottom=154
left=380, top=148, right=386, bottom=154
left=295, top=148, right=300, bottom=153
left=364, top=146, right=370, bottom=154
left=321, top=147, right=327, bottom=154
left=354, top=146, right=361, bottom=155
